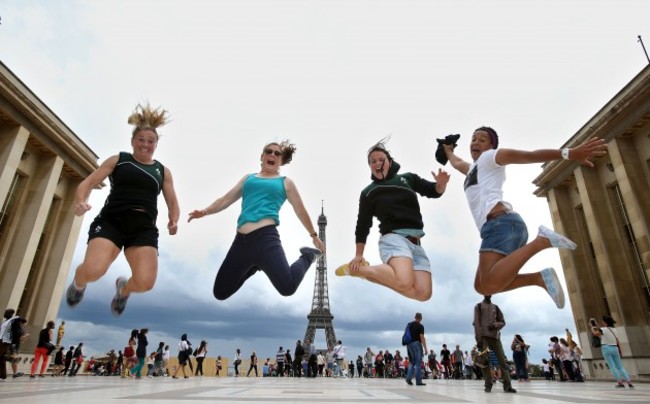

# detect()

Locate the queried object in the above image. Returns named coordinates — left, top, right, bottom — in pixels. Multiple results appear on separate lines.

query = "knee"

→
left=475, top=280, right=499, bottom=296
left=132, top=278, right=155, bottom=292
left=393, top=279, right=412, bottom=294
left=415, top=290, right=432, bottom=302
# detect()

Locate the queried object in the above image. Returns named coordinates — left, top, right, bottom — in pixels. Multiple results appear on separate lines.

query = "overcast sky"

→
left=1, top=0, right=648, bottom=366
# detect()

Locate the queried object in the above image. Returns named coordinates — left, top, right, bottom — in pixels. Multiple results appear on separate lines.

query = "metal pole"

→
left=638, top=35, right=650, bottom=64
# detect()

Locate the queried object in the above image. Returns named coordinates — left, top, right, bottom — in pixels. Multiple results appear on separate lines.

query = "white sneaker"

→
left=538, top=226, right=577, bottom=250
left=541, top=268, right=565, bottom=309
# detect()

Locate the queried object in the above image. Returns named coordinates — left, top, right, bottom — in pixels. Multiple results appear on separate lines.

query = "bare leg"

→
left=354, top=257, right=432, bottom=301
left=122, top=246, right=159, bottom=295
left=73, top=238, right=121, bottom=287
left=475, top=236, right=551, bottom=296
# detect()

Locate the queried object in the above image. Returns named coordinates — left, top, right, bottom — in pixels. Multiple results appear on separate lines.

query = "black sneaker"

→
left=13, top=372, right=23, bottom=378
left=66, top=283, right=86, bottom=307
left=405, top=379, right=413, bottom=385
left=504, top=386, right=517, bottom=393
left=110, top=277, right=129, bottom=316
left=484, top=386, right=492, bottom=393
left=299, top=247, right=323, bottom=264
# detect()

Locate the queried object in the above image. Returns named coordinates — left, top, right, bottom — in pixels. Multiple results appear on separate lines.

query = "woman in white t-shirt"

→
left=444, top=127, right=607, bottom=308
left=592, top=315, right=633, bottom=388
left=195, top=341, right=208, bottom=376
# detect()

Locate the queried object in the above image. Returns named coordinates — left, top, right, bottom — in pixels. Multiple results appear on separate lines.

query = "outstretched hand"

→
left=570, top=137, right=608, bottom=167
left=187, top=209, right=208, bottom=222
left=431, top=168, right=450, bottom=193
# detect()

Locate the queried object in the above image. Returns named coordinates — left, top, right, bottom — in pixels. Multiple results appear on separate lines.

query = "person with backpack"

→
left=332, top=340, right=347, bottom=378
left=403, top=312, right=427, bottom=386
left=293, top=340, right=305, bottom=377
left=68, top=342, right=84, bottom=377
left=1, top=309, right=27, bottom=380
left=473, top=295, right=516, bottom=394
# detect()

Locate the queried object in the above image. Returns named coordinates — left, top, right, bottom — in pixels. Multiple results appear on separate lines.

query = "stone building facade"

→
left=533, top=65, right=650, bottom=381
left=0, top=61, right=98, bottom=350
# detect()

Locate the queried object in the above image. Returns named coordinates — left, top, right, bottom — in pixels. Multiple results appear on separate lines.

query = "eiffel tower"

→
left=303, top=205, right=336, bottom=349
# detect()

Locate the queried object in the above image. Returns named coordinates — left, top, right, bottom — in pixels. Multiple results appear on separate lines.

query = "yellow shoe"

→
left=335, top=261, right=369, bottom=276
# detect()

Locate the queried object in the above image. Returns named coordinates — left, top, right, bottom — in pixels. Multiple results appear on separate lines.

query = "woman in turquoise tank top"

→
left=65, top=103, right=181, bottom=316
left=188, top=140, right=325, bottom=299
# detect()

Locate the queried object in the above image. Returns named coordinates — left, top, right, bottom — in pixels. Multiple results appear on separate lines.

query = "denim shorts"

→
left=379, top=233, right=431, bottom=272
left=479, top=211, right=528, bottom=255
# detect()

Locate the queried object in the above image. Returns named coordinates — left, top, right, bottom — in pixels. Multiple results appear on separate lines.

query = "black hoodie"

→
left=355, top=161, right=443, bottom=244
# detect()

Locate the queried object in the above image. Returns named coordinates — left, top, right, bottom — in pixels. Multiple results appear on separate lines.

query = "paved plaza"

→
left=0, top=376, right=648, bottom=404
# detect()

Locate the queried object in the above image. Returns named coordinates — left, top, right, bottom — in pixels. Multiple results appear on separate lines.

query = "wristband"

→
left=561, top=148, right=570, bottom=160
left=310, top=232, right=318, bottom=238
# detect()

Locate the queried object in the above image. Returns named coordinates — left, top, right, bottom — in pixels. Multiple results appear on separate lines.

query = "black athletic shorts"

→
left=88, top=210, right=159, bottom=249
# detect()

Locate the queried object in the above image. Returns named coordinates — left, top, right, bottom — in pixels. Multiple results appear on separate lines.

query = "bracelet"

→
left=561, top=148, right=570, bottom=160
left=310, top=232, right=318, bottom=238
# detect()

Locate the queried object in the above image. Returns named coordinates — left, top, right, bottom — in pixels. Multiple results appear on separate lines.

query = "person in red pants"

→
left=30, top=321, right=55, bottom=378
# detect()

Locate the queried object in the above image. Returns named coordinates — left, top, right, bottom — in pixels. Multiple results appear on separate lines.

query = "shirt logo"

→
left=464, top=166, right=478, bottom=190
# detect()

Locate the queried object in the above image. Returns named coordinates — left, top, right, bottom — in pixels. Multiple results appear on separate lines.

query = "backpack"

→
left=401, top=322, right=413, bottom=346
left=193, top=348, right=198, bottom=357
left=591, top=334, right=602, bottom=348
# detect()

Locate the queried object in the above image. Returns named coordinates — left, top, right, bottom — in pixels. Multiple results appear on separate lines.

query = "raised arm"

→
left=162, top=167, right=180, bottom=235
left=495, top=137, right=607, bottom=166
left=443, top=144, right=471, bottom=175
left=187, top=175, right=246, bottom=222
left=74, top=155, right=119, bottom=216
left=284, top=177, right=326, bottom=253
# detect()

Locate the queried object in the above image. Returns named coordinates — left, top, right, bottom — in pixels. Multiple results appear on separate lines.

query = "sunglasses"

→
left=264, top=148, right=282, bottom=156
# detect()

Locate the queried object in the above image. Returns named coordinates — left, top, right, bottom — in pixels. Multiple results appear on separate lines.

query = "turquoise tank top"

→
left=237, top=174, right=287, bottom=228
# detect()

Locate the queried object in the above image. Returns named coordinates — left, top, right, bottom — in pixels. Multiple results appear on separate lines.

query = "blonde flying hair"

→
left=127, top=103, right=170, bottom=137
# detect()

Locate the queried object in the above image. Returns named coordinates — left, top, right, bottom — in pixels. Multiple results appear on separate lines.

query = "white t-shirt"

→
left=333, top=344, right=347, bottom=360
left=464, top=149, right=511, bottom=231
left=601, top=327, right=618, bottom=346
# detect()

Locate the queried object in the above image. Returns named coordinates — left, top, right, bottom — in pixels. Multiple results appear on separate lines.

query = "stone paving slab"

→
left=0, top=376, right=647, bottom=404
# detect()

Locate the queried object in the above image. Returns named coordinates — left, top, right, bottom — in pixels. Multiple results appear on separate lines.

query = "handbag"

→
left=591, top=334, right=602, bottom=348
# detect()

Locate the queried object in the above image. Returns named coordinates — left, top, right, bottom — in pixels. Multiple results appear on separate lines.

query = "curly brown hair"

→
left=264, top=140, right=297, bottom=166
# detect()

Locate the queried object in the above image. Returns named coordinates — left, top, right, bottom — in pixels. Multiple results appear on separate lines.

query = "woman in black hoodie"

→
left=336, top=138, right=449, bottom=301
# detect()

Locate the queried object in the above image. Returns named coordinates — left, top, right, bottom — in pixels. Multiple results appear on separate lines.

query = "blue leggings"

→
left=601, top=345, right=630, bottom=382
left=213, top=225, right=313, bottom=300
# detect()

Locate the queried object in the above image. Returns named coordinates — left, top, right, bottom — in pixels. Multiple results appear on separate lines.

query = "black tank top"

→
left=99, top=152, right=165, bottom=221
